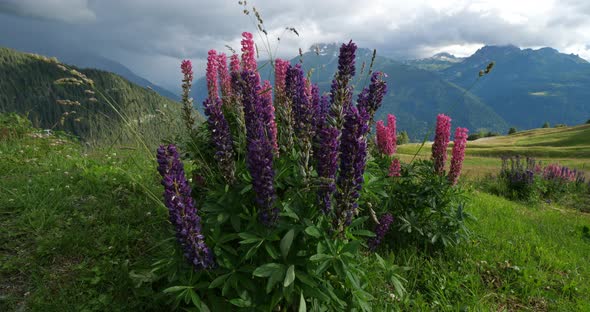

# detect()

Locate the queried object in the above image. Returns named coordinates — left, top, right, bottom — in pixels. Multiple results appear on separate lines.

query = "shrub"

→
left=498, top=156, right=539, bottom=201
left=397, top=130, right=410, bottom=145
left=378, top=160, right=471, bottom=250
left=554, top=123, right=567, bottom=128
left=508, top=127, right=517, bottom=135
left=542, top=122, right=550, bottom=128
left=492, top=156, right=587, bottom=204
left=586, top=119, right=590, bottom=124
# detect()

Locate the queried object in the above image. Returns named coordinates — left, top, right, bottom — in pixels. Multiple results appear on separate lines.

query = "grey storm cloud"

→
left=1, top=0, right=589, bottom=91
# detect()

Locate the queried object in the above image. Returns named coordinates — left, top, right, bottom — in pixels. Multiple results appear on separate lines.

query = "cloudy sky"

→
left=1, top=0, right=589, bottom=92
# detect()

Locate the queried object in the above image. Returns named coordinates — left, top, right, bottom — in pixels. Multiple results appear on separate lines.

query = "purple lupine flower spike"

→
left=203, top=97, right=235, bottom=184
left=368, top=213, right=394, bottom=251
left=239, top=70, right=278, bottom=225
left=335, top=105, right=370, bottom=227
left=156, top=144, right=215, bottom=270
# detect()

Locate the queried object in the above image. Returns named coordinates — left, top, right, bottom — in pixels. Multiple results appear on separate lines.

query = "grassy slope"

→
left=397, top=124, right=590, bottom=178
left=0, top=130, right=173, bottom=311
left=2, top=121, right=589, bottom=311
left=0, top=46, right=185, bottom=147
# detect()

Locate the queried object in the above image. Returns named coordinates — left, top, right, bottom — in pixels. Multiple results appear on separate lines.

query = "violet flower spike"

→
left=156, top=144, right=215, bottom=270
left=239, top=70, right=278, bottom=225
left=203, top=97, right=236, bottom=184
left=368, top=213, right=394, bottom=251
left=335, top=105, right=370, bottom=228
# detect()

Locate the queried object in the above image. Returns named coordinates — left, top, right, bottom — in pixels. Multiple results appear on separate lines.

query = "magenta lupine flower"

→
left=241, top=32, right=257, bottom=72
left=239, top=70, right=277, bottom=225
left=180, top=60, right=195, bottom=130
left=388, top=158, right=401, bottom=177
left=156, top=144, right=215, bottom=270
left=203, top=97, right=235, bottom=184
left=335, top=105, right=370, bottom=227
left=367, top=213, right=394, bottom=251
left=206, top=50, right=219, bottom=100
left=261, top=80, right=278, bottom=155
left=432, top=114, right=452, bottom=174
left=218, top=53, right=232, bottom=99
left=387, top=114, right=397, bottom=154
left=448, top=127, right=468, bottom=185
left=230, top=53, right=241, bottom=74
left=274, top=58, right=289, bottom=95
left=181, top=59, right=193, bottom=81
left=376, top=120, right=394, bottom=156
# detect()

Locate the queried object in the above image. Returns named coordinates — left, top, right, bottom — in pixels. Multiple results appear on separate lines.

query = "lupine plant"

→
left=496, top=156, right=587, bottom=202
left=155, top=31, right=471, bottom=310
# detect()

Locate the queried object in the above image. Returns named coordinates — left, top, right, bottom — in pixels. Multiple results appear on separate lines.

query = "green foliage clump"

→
left=0, top=112, right=33, bottom=140
left=397, top=130, right=410, bottom=145
left=554, top=123, right=567, bottom=128
left=371, top=159, right=471, bottom=250
left=542, top=122, right=550, bottom=128
left=508, top=127, right=517, bottom=135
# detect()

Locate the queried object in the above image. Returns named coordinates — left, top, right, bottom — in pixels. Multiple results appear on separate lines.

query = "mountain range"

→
left=0, top=47, right=184, bottom=146
left=2, top=43, right=590, bottom=142
left=194, top=43, right=589, bottom=140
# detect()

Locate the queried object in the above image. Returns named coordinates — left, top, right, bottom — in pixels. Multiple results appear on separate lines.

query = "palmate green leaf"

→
left=209, top=273, right=231, bottom=289
left=280, top=229, right=295, bottom=259
left=350, top=229, right=376, bottom=237
left=309, top=254, right=331, bottom=262
left=266, top=268, right=285, bottom=293
left=304, top=226, right=321, bottom=238
left=163, top=285, right=191, bottom=293
left=298, top=292, right=307, bottom=312
left=244, top=240, right=264, bottom=259
left=253, top=263, right=284, bottom=277
left=284, top=265, right=296, bottom=287
left=265, top=242, right=280, bottom=259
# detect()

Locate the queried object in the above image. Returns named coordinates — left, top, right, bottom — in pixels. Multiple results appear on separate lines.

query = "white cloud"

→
left=1, top=0, right=590, bottom=90
left=0, top=0, right=95, bottom=23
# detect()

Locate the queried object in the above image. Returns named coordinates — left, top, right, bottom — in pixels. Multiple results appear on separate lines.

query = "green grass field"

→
left=1, top=121, right=589, bottom=311
left=397, top=124, right=590, bottom=179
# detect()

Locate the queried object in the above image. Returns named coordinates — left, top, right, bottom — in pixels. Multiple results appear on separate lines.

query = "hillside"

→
left=467, top=123, right=590, bottom=158
left=0, top=47, right=185, bottom=146
left=442, top=45, right=590, bottom=129
left=193, top=44, right=508, bottom=140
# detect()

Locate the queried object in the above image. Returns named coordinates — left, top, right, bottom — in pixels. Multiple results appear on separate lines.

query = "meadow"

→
left=2, top=28, right=590, bottom=311
left=1, top=111, right=589, bottom=311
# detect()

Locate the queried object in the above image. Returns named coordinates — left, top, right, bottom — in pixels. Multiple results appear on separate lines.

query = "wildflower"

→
left=329, top=41, right=357, bottom=130
left=315, top=93, right=338, bottom=214
left=261, top=80, right=278, bottom=155
left=239, top=70, right=277, bottom=225
left=448, top=127, right=468, bottom=185
left=388, top=158, right=401, bottom=177
left=156, top=144, right=215, bottom=270
left=230, top=53, right=241, bottom=74
left=218, top=53, right=232, bottom=99
left=387, top=114, right=397, bottom=153
left=274, top=59, right=289, bottom=95
left=203, top=97, right=235, bottom=184
left=335, top=105, right=370, bottom=227
left=241, top=32, right=257, bottom=72
left=367, top=213, right=394, bottom=251
left=376, top=120, right=394, bottom=156
left=206, top=50, right=219, bottom=100
left=432, top=114, right=452, bottom=174
left=180, top=60, right=195, bottom=130
left=286, top=64, right=315, bottom=179
left=357, top=72, right=388, bottom=122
